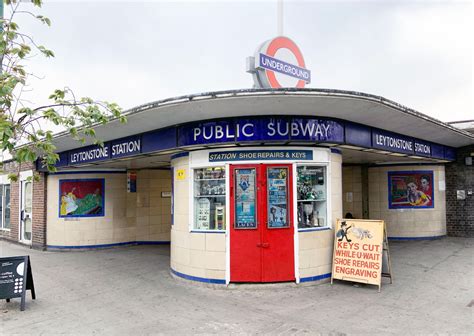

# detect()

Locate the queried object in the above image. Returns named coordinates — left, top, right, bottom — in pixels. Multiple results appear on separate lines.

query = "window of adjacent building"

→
left=193, top=167, right=226, bottom=231
left=297, top=166, right=328, bottom=229
left=0, top=184, right=11, bottom=230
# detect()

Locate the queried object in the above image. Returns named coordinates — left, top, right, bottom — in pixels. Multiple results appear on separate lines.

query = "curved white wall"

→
left=170, top=155, right=227, bottom=281
left=170, top=148, right=343, bottom=283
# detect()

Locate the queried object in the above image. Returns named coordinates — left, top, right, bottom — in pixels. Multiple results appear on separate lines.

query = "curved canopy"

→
left=51, top=88, right=474, bottom=154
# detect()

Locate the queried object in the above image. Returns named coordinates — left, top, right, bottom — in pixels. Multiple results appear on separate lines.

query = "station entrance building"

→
left=1, top=88, right=473, bottom=284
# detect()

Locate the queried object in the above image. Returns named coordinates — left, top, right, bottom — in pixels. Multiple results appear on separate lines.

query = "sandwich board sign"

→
left=331, top=219, right=392, bottom=291
left=0, top=256, right=36, bottom=311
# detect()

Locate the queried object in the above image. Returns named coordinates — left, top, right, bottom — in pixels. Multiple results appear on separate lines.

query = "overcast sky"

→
left=12, top=0, right=473, bottom=123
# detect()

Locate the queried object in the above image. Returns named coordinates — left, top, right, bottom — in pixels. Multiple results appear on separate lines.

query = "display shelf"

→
left=194, top=178, right=226, bottom=181
left=297, top=199, right=327, bottom=202
left=195, top=195, right=226, bottom=198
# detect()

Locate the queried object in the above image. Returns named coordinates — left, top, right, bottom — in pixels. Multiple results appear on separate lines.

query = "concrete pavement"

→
left=0, top=237, right=472, bottom=335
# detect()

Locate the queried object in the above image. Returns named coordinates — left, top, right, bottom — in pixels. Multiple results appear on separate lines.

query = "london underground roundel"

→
left=250, top=36, right=311, bottom=89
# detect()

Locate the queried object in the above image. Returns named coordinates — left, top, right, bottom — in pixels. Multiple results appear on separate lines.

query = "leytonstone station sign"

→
left=247, top=36, right=311, bottom=89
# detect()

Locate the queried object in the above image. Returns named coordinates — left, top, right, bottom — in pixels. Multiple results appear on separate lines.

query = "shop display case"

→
left=193, top=167, right=226, bottom=230
left=296, top=166, right=327, bottom=228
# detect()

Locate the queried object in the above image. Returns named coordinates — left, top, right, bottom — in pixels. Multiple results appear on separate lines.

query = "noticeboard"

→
left=0, top=256, right=36, bottom=311
left=331, top=219, right=385, bottom=290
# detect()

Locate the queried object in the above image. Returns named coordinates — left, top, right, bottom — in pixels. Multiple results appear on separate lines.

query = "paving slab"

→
left=0, top=237, right=472, bottom=335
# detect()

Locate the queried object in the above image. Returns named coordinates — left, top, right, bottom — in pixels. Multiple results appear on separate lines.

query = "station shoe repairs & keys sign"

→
left=331, top=219, right=392, bottom=291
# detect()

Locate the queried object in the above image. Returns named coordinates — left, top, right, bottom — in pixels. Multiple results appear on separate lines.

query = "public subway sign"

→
left=247, top=36, right=311, bottom=89
left=331, top=219, right=385, bottom=290
left=52, top=116, right=458, bottom=169
left=209, top=150, right=313, bottom=162
left=69, top=136, right=142, bottom=164
left=178, top=118, right=344, bottom=147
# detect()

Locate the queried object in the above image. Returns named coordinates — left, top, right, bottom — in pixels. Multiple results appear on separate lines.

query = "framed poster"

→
left=234, top=168, right=256, bottom=229
left=59, top=179, right=105, bottom=217
left=388, top=171, right=434, bottom=209
left=267, top=167, right=289, bottom=228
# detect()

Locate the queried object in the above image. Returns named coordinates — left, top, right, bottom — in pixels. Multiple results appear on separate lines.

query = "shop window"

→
left=0, top=184, right=11, bottom=230
left=297, top=166, right=327, bottom=229
left=193, top=167, right=226, bottom=231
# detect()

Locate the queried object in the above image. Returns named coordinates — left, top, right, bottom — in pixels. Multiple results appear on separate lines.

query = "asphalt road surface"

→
left=1, top=237, right=472, bottom=335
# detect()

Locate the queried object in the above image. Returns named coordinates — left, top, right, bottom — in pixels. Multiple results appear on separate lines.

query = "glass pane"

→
left=4, top=185, right=10, bottom=230
left=267, top=167, right=289, bottom=228
left=297, top=166, right=327, bottom=228
left=297, top=166, right=326, bottom=201
left=234, top=168, right=257, bottom=229
left=194, top=167, right=226, bottom=230
left=0, top=187, right=3, bottom=229
left=24, top=217, right=32, bottom=241
left=24, top=182, right=32, bottom=213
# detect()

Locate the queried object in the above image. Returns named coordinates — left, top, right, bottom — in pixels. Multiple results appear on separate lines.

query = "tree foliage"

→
left=0, top=0, right=125, bottom=181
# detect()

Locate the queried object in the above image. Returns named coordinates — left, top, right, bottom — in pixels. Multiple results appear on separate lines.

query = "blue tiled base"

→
left=47, top=241, right=170, bottom=250
left=388, top=235, right=446, bottom=241
left=299, top=273, right=332, bottom=283
left=171, top=268, right=226, bottom=284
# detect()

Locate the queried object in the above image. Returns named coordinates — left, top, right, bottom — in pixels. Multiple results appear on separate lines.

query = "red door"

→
left=230, top=164, right=295, bottom=282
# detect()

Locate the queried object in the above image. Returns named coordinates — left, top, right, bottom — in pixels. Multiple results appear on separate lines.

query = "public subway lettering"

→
left=192, top=121, right=332, bottom=142
left=267, top=122, right=331, bottom=138
left=111, top=140, right=141, bottom=157
left=193, top=124, right=242, bottom=141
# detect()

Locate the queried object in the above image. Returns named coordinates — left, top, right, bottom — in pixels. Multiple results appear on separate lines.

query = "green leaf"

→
left=33, top=173, right=41, bottom=182
left=36, top=15, right=51, bottom=26
left=32, top=0, right=43, bottom=7
left=17, top=107, right=34, bottom=115
left=38, top=45, right=54, bottom=58
left=48, top=89, right=65, bottom=100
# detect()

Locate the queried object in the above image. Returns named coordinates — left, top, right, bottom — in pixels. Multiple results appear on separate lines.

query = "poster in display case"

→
left=59, top=179, right=105, bottom=217
left=235, top=169, right=256, bottom=228
left=388, top=171, right=434, bottom=209
left=267, top=167, right=289, bottom=228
